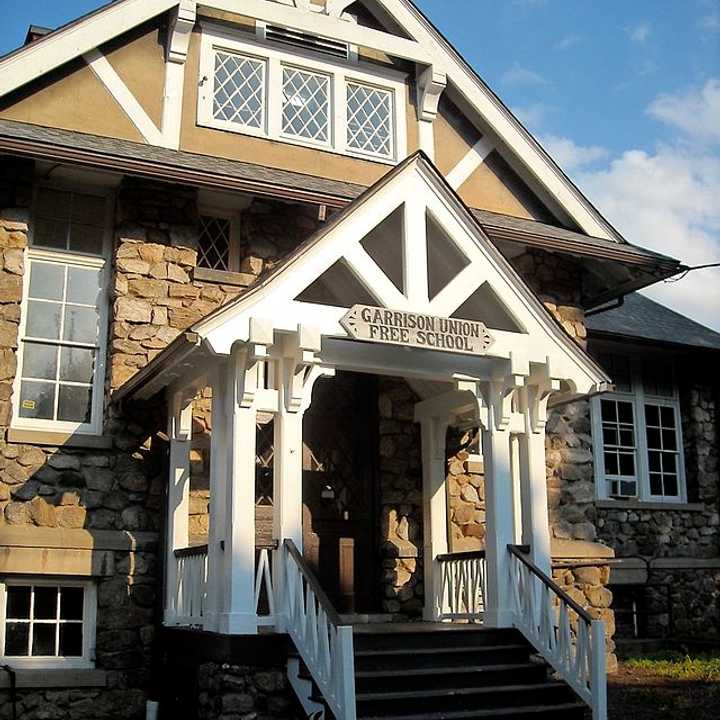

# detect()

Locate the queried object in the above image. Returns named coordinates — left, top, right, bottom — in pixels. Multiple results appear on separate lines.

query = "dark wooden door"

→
left=302, top=371, right=379, bottom=614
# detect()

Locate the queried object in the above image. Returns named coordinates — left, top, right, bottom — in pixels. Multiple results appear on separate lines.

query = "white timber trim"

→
left=205, top=0, right=430, bottom=64
left=0, top=0, right=178, bottom=99
left=83, top=49, right=165, bottom=146
left=446, top=136, right=495, bottom=190
left=161, top=0, right=197, bottom=149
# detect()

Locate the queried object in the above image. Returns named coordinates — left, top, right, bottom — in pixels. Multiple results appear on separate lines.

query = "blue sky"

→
left=2, top=0, right=719, bottom=329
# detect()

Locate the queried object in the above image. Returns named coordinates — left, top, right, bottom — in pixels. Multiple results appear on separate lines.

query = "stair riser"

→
left=355, top=666, right=547, bottom=693
left=357, top=687, right=577, bottom=715
left=353, top=629, right=526, bottom=651
left=355, top=647, right=531, bottom=671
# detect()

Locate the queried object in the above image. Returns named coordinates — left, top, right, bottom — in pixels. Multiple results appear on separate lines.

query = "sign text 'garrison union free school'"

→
left=340, top=305, right=494, bottom=356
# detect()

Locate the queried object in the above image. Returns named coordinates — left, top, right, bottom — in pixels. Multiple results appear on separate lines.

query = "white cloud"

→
left=647, top=78, right=720, bottom=144
left=501, top=63, right=548, bottom=87
left=576, top=145, right=720, bottom=331
left=538, top=134, right=608, bottom=171
left=554, top=34, right=582, bottom=50
left=512, top=102, right=555, bottom=130
left=626, top=23, right=651, bottom=43
left=700, top=13, right=720, bottom=31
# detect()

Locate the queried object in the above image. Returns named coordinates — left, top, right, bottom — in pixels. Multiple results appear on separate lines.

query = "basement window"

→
left=198, top=27, right=407, bottom=162
left=591, top=353, right=686, bottom=503
left=0, top=580, right=96, bottom=669
left=197, top=211, right=240, bottom=272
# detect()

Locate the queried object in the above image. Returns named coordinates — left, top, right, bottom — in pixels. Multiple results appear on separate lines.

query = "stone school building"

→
left=0, top=1, right=717, bottom=719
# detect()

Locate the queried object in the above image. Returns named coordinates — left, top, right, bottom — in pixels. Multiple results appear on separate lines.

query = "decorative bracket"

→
left=280, top=326, right=328, bottom=413
left=417, top=65, right=447, bottom=122
left=169, top=388, right=194, bottom=441
left=526, top=361, right=562, bottom=434
left=456, top=379, right=489, bottom=432
left=166, top=0, right=197, bottom=65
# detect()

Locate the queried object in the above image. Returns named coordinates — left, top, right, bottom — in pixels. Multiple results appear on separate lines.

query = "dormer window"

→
left=198, top=26, right=407, bottom=163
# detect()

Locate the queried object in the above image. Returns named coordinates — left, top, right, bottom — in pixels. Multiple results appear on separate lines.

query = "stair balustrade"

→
left=283, top=539, right=357, bottom=720
left=436, top=550, right=487, bottom=621
left=508, top=545, right=607, bottom=720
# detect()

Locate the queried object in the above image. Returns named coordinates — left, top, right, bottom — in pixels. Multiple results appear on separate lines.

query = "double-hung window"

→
left=13, top=186, right=111, bottom=436
left=591, top=352, right=686, bottom=503
left=198, top=27, right=407, bottom=162
left=0, top=580, right=96, bottom=669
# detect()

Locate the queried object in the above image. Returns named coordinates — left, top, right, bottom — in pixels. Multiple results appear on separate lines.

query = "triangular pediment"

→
left=197, top=153, right=609, bottom=395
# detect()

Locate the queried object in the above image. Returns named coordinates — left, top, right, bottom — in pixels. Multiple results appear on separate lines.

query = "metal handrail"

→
left=508, top=544, right=594, bottom=623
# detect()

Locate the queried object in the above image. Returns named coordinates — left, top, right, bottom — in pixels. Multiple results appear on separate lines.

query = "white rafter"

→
left=343, top=244, right=409, bottom=309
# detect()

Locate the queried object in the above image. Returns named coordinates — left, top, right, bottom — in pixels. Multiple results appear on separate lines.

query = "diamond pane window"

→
left=213, top=51, right=266, bottom=129
left=198, top=215, right=232, bottom=271
left=346, top=82, right=393, bottom=158
left=645, top=403, right=681, bottom=498
left=282, top=67, right=330, bottom=142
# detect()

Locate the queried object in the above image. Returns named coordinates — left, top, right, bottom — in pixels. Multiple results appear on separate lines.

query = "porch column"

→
left=164, top=391, right=193, bottom=624
left=518, top=385, right=554, bottom=575
left=419, top=416, right=450, bottom=621
left=219, top=347, right=260, bottom=635
left=205, top=363, right=227, bottom=632
left=481, top=380, right=521, bottom=628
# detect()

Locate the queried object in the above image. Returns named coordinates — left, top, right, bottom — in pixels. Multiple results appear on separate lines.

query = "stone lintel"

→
left=0, top=527, right=158, bottom=551
left=0, top=669, right=107, bottom=689
left=551, top=538, right=615, bottom=561
left=6, top=427, right=114, bottom=449
left=596, top=499, right=707, bottom=513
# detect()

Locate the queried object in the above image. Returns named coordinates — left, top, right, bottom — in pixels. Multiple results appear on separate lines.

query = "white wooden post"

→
left=519, top=384, right=554, bottom=575
left=219, top=347, right=260, bottom=635
left=591, top=619, right=608, bottom=720
left=164, top=391, right=193, bottom=624
left=205, top=363, right=227, bottom=632
left=419, top=416, right=449, bottom=621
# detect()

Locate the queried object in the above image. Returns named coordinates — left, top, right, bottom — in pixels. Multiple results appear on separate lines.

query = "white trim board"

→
left=446, top=137, right=495, bottom=191
left=83, top=49, right=165, bottom=146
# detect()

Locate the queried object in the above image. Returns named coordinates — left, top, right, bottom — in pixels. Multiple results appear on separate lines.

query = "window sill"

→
left=596, top=499, right=706, bottom=512
left=192, top=266, right=255, bottom=287
left=0, top=668, right=107, bottom=689
left=7, top=428, right=113, bottom=449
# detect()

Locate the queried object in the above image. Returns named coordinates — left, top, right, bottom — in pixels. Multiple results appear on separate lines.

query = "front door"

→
left=302, top=371, right=379, bottom=614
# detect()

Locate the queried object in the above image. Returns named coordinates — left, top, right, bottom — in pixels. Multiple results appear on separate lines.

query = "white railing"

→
left=436, top=550, right=486, bottom=622
left=172, top=543, right=277, bottom=628
left=255, top=543, right=277, bottom=626
left=509, top=545, right=607, bottom=720
left=283, top=539, right=356, bottom=720
left=174, top=545, right=208, bottom=626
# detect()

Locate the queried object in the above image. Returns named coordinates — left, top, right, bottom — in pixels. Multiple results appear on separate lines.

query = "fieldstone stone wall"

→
left=377, top=377, right=424, bottom=618
left=196, top=663, right=295, bottom=720
left=446, top=429, right=486, bottom=552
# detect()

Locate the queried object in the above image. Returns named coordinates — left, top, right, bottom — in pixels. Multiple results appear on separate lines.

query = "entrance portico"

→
left=117, top=151, right=610, bottom=636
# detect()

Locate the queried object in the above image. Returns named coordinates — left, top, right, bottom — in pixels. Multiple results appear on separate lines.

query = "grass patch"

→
left=624, top=651, right=720, bottom=682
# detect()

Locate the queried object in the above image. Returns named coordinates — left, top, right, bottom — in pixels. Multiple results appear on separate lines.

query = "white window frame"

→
left=592, top=353, right=687, bottom=504
left=197, top=207, right=242, bottom=272
left=198, top=24, right=408, bottom=164
left=0, top=578, right=97, bottom=670
left=11, top=184, right=112, bottom=437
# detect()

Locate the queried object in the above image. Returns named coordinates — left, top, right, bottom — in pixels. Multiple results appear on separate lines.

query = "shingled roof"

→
left=586, top=293, right=720, bottom=351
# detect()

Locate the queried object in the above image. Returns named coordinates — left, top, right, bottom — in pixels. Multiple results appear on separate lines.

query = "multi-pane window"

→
left=282, top=67, right=330, bottom=143
left=592, top=352, right=685, bottom=503
left=13, top=187, right=109, bottom=435
left=212, top=51, right=266, bottom=129
left=1, top=581, right=95, bottom=668
left=197, top=211, right=239, bottom=273
left=199, top=31, right=406, bottom=161
left=347, top=82, right=393, bottom=157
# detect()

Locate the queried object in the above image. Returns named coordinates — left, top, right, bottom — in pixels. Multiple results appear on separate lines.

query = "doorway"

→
left=301, top=371, right=379, bottom=614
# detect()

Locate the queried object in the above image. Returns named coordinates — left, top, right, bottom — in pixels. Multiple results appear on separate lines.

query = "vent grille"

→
left=264, top=24, right=349, bottom=60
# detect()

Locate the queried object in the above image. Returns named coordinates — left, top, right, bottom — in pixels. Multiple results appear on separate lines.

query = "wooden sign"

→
left=340, top=305, right=494, bottom=356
